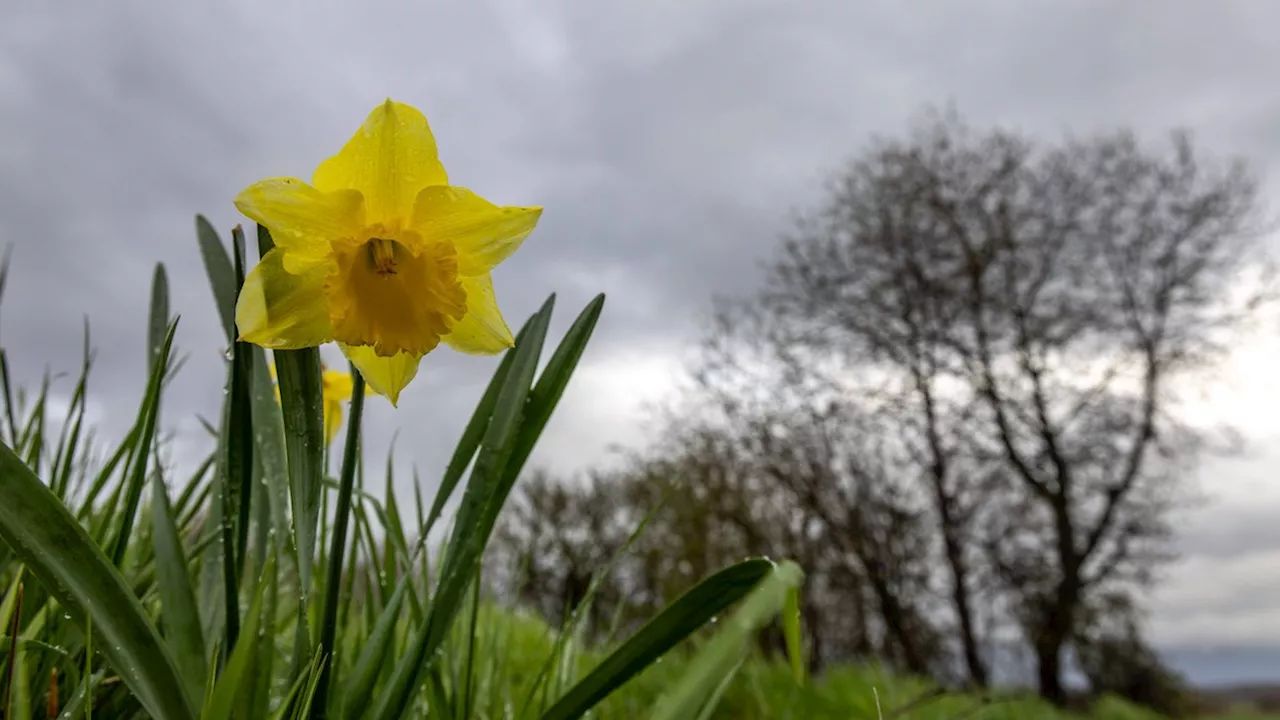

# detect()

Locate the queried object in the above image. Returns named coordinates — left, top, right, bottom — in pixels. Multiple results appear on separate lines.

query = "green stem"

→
left=310, top=366, right=365, bottom=719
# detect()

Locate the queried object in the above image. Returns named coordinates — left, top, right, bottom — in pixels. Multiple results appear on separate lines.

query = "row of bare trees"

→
left=488, top=109, right=1272, bottom=707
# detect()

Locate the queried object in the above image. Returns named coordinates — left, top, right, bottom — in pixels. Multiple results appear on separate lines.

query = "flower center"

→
left=326, top=228, right=467, bottom=358
left=368, top=238, right=401, bottom=275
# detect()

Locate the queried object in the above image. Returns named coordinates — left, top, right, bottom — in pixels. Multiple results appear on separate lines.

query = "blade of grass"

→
left=248, top=552, right=280, bottom=720
left=3, top=580, right=22, bottom=718
left=229, top=226, right=255, bottom=580
left=459, top=574, right=482, bottom=720
left=420, top=334, right=518, bottom=539
left=269, top=651, right=324, bottom=720
left=0, top=350, right=17, bottom=447
left=247, top=346, right=293, bottom=560
left=148, top=263, right=170, bottom=378
left=201, top=551, right=275, bottom=720
left=51, top=320, right=92, bottom=499
left=217, top=227, right=255, bottom=666
left=151, top=469, right=208, bottom=708
left=195, top=215, right=238, bottom=345
left=337, top=577, right=409, bottom=720
left=369, top=296, right=556, bottom=720
left=783, top=585, right=805, bottom=685
left=77, top=424, right=138, bottom=522
left=272, top=344, right=323, bottom=591
left=538, top=558, right=777, bottom=720
left=690, top=658, right=743, bottom=720
left=519, top=483, right=671, bottom=715
left=109, top=319, right=178, bottom=568
left=647, top=560, right=805, bottom=720
left=0, top=442, right=196, bottom=720
left=504, top=294, right=604, bottom=485
left=311, top=368, right=365, bottom=719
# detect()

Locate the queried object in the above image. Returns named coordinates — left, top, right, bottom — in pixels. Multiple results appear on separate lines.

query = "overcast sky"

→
left=5, top=0, right=1280, bottom=685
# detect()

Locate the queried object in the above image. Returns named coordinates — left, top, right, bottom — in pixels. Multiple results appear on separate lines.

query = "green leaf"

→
left=202, top=551, right=275, bottom=720
left=273, top=344, right=324, bottom=578
left=249, top=560, right=281, bottom=720
left=0, top=350, right=17, bottom=448
left=218, top=226, right=255, bottom=663
left=195, top=215, right=238, bottom=345
left=647, top=560, right=805, bottom=720
left=151, top=470, right=208, bottom=709
left=51, top=320, right=91, bottom=499
left=247, top=346, right=292, bottom=558
left=312, top=368, right=366, bottom=718
left=0, top=442, right=196, bottom=720
left=539, top=558, right=776, bottom=720
left=148, top=263, right=171, bottom=378
left=338, top=577, right=410, bottom=720
left=3, top=576, right=21, bottom=718
left=421, top=335, right=518, bottom=538
left=370, top=296, right=557, bottom=720
left=505, top=294, right=605, bottom=484
left=110, top=318, right=179, bottom=567
left=274, top=344, right=325, bottom=654
left=783, top=585, right=805, bottom=685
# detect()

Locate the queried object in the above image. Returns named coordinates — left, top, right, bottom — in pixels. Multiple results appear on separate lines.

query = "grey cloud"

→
left=5, top=0, right=1280, bottom=672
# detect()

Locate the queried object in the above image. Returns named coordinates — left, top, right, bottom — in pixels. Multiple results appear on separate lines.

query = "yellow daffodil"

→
left=233, top=99, right=543, bottom=405
left=319, top=367, right=355, bottom=446
left=267, top=363, right=358, bottom=446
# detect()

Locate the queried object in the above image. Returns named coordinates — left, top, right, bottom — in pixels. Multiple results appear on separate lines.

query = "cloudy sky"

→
left=5, top=0, right=1280, bottom=685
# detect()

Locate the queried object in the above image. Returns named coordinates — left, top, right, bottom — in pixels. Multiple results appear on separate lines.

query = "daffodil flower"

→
left=234, top=99, right=543, bottom=404
left=319, top=367, right=355, bottom=446
left=267, top=363, right=358, bottom=446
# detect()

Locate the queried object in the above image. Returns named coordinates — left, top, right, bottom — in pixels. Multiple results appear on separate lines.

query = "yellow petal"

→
left=322, top=369, right=355, bottom=401
left=234, top=178, right=364, bottom=272
left=339, top=343, right=422, bottom=406
left=442, top=274, right=515, bottom=355
left=313, top=100, right=448, bottom=225
left=411, top=186, right=542, bottom=276
left=323, top=399, right=344, bottom=446
left=235, top=249, right=334, bottom=349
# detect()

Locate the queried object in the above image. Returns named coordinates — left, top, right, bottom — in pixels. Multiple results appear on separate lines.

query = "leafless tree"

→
left=736, top=106, right=1271, bottom=701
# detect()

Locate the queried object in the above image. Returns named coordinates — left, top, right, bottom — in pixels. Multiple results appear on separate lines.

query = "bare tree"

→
left=746, top=106, right=1270, bottom=701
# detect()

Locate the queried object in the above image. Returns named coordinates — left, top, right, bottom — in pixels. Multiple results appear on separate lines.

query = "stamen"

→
left=367, top=238, right=399, bottom=275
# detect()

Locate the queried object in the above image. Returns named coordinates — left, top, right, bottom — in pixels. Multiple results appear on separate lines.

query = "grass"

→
left=0, top=217, right=1268, bottom=720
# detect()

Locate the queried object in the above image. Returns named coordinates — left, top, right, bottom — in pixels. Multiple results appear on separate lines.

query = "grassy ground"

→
left=464, top=605, right=1278, bottom=720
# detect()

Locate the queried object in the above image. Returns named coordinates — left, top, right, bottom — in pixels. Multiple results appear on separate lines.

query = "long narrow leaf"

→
left=110, top=319, right=178, bottom=567
left=202, top=551, right=276, bottom=720
left=338, top=578, right=409, bottom=720
left=195, top=215, right=238, bottom=345
left=539, top=558, right=776, bottom=720
left=370, top=296, right=556, bottom=720
left=148, top=263, right=171, bottom=377
left=151, top=470, right=208, bottom=709
left=504, top=294, right=604, bottom=484
left=0, top=442, right=195, bottom=720
left=647, top=561, right=805, bottom=720
left=312, top=369, right=366, bottom=718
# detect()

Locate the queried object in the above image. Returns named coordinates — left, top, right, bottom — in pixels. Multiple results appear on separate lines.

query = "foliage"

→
left=0, top=222, right=804, bottom=718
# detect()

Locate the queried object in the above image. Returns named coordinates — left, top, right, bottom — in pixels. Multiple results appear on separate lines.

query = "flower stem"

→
left=311, top=365, right=365, bottom=719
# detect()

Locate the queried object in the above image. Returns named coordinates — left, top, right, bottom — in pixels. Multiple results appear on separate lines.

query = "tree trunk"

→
left=1036, top=631, right=1067, bottom=705
left=936, top=502, right=988, bottom=687
left=949, top=551, right=988, bottom=687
